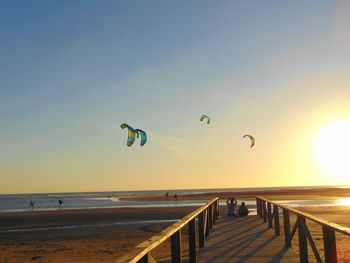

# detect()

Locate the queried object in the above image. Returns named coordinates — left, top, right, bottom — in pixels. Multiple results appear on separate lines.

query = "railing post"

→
left=298, top=216, right=308, bottom=263
left=267, top=202, right=272, bottom=228
left=256, top=198, right=260, bottom=217
left=209, top=205, right=213, bottom=229
left=171, top=230, right=182, bottom=263
left=273, top=205, right=280, bottom=236
left=205, top=209, right=210, bottom=237
left=283, top=209, right=291, bottom=247
left=322, top=226, right=337, bottom=263
left=258, top=198, right=262, bottom=217
left=198, top=212, right=205, bottom=248
left=263, top=201, right=267, bottom=223
left=216, top=200, right=219, bottom=219
left=212, top=204, right=216, bottom=224
left=188, top=218, right=197, bottom=263
left=213, top=203, right=216, bottom=222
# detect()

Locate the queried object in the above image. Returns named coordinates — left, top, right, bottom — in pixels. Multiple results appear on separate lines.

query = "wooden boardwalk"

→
left=198, top=215, right=299, bottom=263
left=120, top=197, right=350, bottom=262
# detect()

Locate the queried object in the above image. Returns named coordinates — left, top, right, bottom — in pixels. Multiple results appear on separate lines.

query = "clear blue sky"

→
left=1, top=1, right=350, bottom=193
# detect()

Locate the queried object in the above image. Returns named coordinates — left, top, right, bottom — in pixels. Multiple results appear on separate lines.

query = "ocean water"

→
left=0, top=185, right=349, bottom=213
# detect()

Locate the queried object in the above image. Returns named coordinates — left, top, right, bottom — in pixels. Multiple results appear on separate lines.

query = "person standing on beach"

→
left=226, top=197, right=237, bottom=216
left=59, top=199, right=63, bottom=208
left=29, top=200, right=34, bottom=209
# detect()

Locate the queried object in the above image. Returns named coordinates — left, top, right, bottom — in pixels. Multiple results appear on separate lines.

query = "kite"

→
left=200, top=115, right=210, bottom=124
left=120, top=123, right=136, bottom=146
left=243, top=135, right=255, bottom=148
left=135, top=129, right=147, bottom=146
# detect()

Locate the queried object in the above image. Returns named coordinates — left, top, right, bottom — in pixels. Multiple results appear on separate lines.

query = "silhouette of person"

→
left=226, top=197, right=237, bottom=216
left=238, top=202, right=249, bottom=216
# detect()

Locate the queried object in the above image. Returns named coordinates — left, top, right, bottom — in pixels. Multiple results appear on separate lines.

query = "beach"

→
left=1, top=190, right=350, bottom=262
left=119, top=186, right=350, bottom=201
left=0, top=207, right=195, bottom=262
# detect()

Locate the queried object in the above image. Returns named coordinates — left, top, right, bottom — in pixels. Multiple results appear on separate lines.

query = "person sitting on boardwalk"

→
left=226, top=197, right=237, bottom=216
left=238, top=202, right=249, bottom=216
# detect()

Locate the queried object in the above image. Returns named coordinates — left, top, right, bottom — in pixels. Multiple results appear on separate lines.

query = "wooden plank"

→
left=283, top=209, right=291, bottom=247
left=267, top=202, right=272, bottom=228
left=208, top=205, right=213, bottom=230
left=198, top=215, right=299, bottom=262
left=304, top=223, right=322, bottom=263
left=198, top=212, right=205, bottom=248
left=171, top=229, right=182, bottom=263
left=257, top=196, right=350, bottom=236
left=323, top=226, right=337, bottom=263
left=256, top=198, right=262, bottom=218
left=297, top=216, right=308, bottom=263
left=273, top=205, right=280, bottom=236
left=205, top=209, right=210, bottom=237
left=188, top=218, right=197, bottom=263
left=216, top=200, right=219, bottom=220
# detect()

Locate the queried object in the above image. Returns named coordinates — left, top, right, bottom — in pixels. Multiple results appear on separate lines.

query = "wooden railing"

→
left=256, top=196, right=350, bottom=263
left=118, top=198, right=220, bottom=263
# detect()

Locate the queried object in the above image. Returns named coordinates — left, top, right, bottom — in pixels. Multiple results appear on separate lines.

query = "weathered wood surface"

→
left=198, top=215, right=299, bottom=263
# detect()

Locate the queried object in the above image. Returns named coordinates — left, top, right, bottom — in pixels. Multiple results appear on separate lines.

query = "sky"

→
left=1, top=1, right=350, bottom=194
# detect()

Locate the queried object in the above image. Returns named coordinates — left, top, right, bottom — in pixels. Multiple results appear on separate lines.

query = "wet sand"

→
left=119, top=186, right=350, bottom=201
left=0, top=207, right=195, bottom=263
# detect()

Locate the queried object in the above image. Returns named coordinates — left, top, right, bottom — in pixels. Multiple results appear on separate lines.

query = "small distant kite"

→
left=120, top=123, right=136, bottom=146
left=200, top=115, right=210, bottom=124
left=135, top=129, right=147, bottom=146
left=243, top=135, right=255, bottom=148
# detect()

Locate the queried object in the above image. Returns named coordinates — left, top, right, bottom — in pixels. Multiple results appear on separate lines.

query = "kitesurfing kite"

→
left=120, top=123, right=136, bottom=146
left=200, top=115, right=210, bottom=124
left=135, top=129, right=147, bottom=146
left=243, top=135, right=255, bottom=148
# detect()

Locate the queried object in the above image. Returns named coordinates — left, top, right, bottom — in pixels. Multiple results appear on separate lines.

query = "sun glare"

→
left=314, top=121, right=350, bottom=182
left=337, top=198, right=350, bottom=206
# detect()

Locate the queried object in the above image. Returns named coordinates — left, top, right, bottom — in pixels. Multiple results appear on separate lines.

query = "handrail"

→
left=257, top=196, right=350, bottom=236
left=118, top=197, right=219, bottom=263
left=256, top=196, right=350, bottom=263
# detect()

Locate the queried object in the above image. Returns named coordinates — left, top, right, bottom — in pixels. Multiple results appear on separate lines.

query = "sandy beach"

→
left=1, top=191, right=350, bottom=262
left=119, top=186, right=350, bottom=201
left=0, top=207, right=195, bottom=263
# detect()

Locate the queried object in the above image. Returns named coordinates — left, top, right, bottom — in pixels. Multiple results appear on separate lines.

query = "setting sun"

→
left=337, top=198, right=350, bottom=206
left=314, top=121, right=350, bottom=181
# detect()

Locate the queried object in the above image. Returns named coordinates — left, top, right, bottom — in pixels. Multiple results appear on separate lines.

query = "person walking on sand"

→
left=238, top=202, right=249, bottom=216
left=29, top=200, right=34, bottom=209
left=226, top=197, right=237, bottom=216
left=59, top=199, right=63, bottom=208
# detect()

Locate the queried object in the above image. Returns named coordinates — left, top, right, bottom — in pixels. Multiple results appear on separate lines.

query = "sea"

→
left=1, top=185, right=349, bottom=214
